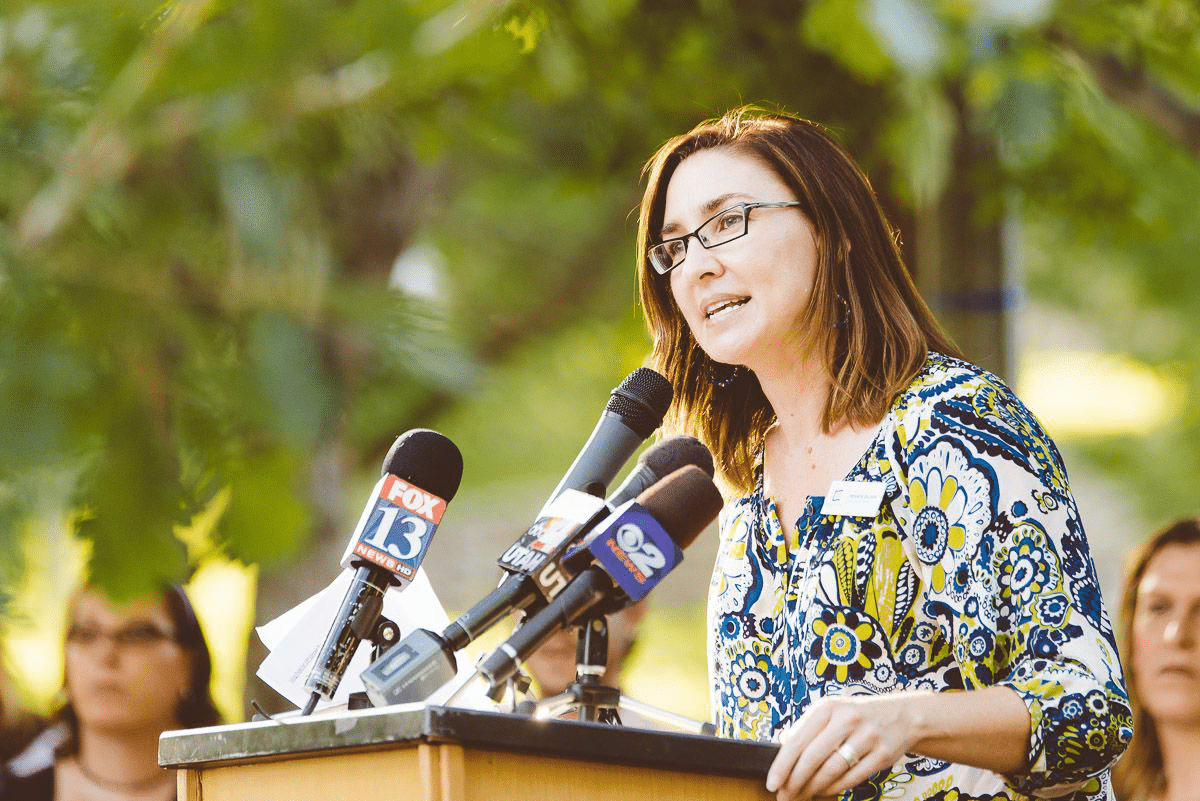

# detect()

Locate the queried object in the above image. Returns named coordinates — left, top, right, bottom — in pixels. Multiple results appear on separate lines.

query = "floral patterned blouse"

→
left=708, top=353, right=1132, bottom=801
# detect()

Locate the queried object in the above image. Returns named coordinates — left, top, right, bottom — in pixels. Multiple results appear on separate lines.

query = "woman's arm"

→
left=767, top=686, right=1030, bottom=800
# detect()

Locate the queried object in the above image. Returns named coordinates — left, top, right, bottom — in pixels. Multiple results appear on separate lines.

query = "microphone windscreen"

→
left=382, top=429, right=464, bottom=502
left=640, top=436, right=714, bottom=479
left=607, top=368, right=672, bottom=438
left=635, top=464, right=723, bottom=551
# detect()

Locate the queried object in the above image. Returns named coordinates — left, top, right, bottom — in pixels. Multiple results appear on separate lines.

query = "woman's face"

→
left=1132, top=542, right=1200, bottom=728
left=65, top=589, right=192, bottom=736
left=663, top=147, right=819, bottom=373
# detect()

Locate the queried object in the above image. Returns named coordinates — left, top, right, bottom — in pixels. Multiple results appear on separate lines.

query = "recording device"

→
left=449, top=368, right=674, bottom=647
left=357, top=489, right=605, bottom=707
left=359, top=437, right=715, bottom=708
left=541, top=367, right=672, bottom=507
left=301, top=429, right=463, bottom=713
left=477, top=464, right=722, bottom=691
left=522, top=436, right=715, bottom=606
left=448, top=434, right=712, bottom=647
left=353, top=366, right=670, bottom=710
left=606, top=435, right=712, bottom=508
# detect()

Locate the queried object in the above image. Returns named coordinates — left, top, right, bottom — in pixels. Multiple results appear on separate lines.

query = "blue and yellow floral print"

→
left=708, top=353, right=1132, bottom=801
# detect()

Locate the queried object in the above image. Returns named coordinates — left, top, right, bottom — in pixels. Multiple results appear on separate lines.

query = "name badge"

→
left=820, top=480, right=885, bottom=517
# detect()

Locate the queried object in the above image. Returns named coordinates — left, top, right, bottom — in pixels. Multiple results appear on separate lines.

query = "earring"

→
left=836, top=293, right=850, bottom=329
left=706, top=359, right=742, bottom=388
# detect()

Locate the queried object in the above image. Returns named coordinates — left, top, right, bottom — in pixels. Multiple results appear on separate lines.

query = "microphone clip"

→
left=312, top=615, right=403, bottom=715
left=485, top=666, right=532, bottom=705
left=368, top=616, right=401, bottom=659
left=521, top=614, right=716, bottom=736
left=520, top=615, right=622, bottom=724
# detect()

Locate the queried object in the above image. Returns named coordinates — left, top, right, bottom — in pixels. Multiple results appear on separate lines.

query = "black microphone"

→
left=522, top=437, right=716, bottom=605
left=477, top=464, right=722, bottom=691
left=358, top=494, right=605, bottom=710
left=541, top=367, right=672, bottom=506
left=447, top=435, right=714, bottom=647
left=359, top=438, right=715, bottom=708
left=606, top=435, right=713, bottom=507
left=441, top=369, right=672, bottom=647
left=301, top=429, right=463, bottom=713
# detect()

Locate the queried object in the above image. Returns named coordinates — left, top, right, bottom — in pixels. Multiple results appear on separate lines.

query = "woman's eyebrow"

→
left=660, top=192, right=750, bottom=237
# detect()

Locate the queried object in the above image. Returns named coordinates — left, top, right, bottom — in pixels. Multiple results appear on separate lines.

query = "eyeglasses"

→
left=648, top=201, right=806, bottom=275
left=67, top=622, right=176, bottom=648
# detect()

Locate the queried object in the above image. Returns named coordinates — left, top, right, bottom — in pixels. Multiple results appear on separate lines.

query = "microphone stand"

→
left=344, top=616, right=403, bottom=712
left=526, top=616, right=716, bottom=735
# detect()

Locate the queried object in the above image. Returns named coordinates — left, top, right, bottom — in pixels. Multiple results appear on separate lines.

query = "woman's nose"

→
left=1162, top=613, right=1197, bottom=647
left=676, top=237, right=724, bottom=280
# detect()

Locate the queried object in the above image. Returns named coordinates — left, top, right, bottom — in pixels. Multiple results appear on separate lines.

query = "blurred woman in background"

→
left=0, top=583, right=221, bottom=801
left=1115, top=519, right=1200, bottom=801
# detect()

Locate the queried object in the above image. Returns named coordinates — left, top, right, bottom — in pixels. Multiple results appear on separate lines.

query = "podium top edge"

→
left=158, top=704, right=777, bottom=779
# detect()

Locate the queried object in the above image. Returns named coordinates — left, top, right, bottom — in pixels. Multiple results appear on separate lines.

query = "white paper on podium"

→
left=256, top=567, right=477, bottom=711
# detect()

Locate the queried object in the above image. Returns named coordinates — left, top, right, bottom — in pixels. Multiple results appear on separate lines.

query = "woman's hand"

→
left=765, top=692, right=923, bottom=801
left=764, top=687, right=1031, bottom=801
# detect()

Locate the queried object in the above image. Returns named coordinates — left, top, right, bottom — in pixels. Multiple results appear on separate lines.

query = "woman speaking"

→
left=634, top=107, right=1131, bottom=801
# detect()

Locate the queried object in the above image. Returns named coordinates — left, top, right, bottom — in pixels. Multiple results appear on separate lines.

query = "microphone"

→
left=358, top=494, right=605, bottom=710
left=477, top=464, right=722, bottom=691
left=521, top=436, right=715, bottom=605
left=451, top=435, right=714, bottom=646
left=302, top=429, right=463, bottom=712
left=606, top=435, right=712, bottom=507
left=541, top=367, right=672, bottom=507
left=441, top=369, right=673, bottom=646
left=359, top=438, right=715, bottom=708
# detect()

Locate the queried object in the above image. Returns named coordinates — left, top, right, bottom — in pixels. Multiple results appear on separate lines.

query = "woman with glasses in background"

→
left=1114, top=519, right=1200, bottom=801
left=0, top=583, right=220, bottom=801
left=635, top=106, right=1131, bottom=801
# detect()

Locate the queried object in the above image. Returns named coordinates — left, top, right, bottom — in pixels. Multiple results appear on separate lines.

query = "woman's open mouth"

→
left=705, top=297, right=750, bottom=320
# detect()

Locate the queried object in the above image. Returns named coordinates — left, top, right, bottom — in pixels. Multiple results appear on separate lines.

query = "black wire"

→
left=300, top=691, right=320, bottom=717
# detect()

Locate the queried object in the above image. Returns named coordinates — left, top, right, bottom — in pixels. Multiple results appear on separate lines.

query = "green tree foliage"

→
left=1, top=0, right=1197, bottom=609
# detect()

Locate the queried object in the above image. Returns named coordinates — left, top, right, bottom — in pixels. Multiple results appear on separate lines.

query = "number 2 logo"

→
left=615, top=523, right=666, bottom=578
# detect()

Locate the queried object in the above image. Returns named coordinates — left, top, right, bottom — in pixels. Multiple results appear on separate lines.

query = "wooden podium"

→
left=159, top=704, right=777, bottom=801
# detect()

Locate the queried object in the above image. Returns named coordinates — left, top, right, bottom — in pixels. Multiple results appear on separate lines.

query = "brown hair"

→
left=636, top=106, right=958, bottom=494
left=54, top=583, right=221, bottom=755
left=1, top=660, right=44, bottom=762
left=1113, top=518, right=1200, bottom=801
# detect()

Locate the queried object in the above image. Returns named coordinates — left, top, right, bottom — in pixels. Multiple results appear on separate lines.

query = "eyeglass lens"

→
left=652, top=206, right=749, bottom=273
left=67, top=622, right=174, bottom=647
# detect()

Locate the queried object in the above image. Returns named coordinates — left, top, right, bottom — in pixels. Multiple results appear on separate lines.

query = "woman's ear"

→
left=171, top=652, right=198, bottom=726
left=174, top=684, right=196, bottom=726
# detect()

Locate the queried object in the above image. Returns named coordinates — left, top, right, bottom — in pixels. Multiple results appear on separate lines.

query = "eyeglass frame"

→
left=66, top=621, right=178, bottom=648
left=648, top=201, right=807, bottom=275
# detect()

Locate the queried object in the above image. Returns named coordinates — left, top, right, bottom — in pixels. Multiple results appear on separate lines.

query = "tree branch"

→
left=1050, top=30, right=1200, bottom=156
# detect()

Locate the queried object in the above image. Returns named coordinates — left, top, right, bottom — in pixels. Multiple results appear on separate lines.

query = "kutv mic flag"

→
left=339, top=474, right=448, bottom=585
left=497, top=489, right=606, bottom=576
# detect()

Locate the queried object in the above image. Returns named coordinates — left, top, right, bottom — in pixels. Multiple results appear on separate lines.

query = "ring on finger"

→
left=835, top=743, right=860, bottom=769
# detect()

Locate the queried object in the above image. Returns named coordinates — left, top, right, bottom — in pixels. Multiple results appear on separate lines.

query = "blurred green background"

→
left=2, top=0, right=1198, bottom=724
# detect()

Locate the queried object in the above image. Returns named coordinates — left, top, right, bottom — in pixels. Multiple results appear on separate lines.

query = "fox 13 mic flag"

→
left=257, top=430, right=464, bottom=711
